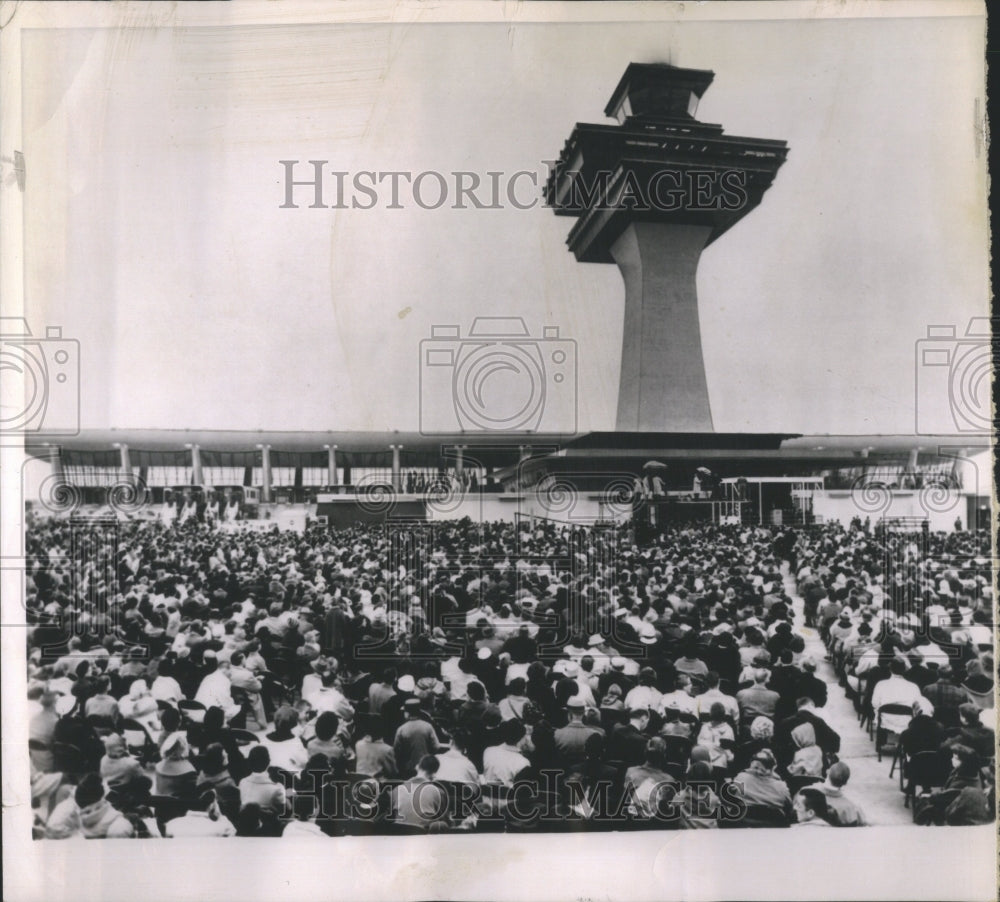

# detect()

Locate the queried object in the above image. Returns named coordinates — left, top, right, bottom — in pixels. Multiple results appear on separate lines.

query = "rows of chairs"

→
left=836, top=650, right=995, bottom=822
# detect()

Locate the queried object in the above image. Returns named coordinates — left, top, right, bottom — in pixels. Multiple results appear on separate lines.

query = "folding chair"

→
left=122, top=718, right=159, bottom=765
left=148, top=795, right=190, bottom=836
left=723, top=803, right=790, bottom=828
left=889, top=735, right=908, bottom=789
left=600, top=707, right=627, bottom=734
left=903, top=750, right=950, bottom=812
left=875, top=704, right=913, bottom=762
left=676, top=711, right=700, bottom=735
left=228, top=728, right=260, bottom=748
left=660, top=735, right=693, bottom=768
left=786, top=774, right=824, bottom=796
left=437, top=780, right=482, bottom=824
left=177, top=700, right=207, bottom=725
left=51, top=741, right=88, bottom=779
left=855, top=675, right=869, bottom=719
left=85, top=714, right=116, bottom=737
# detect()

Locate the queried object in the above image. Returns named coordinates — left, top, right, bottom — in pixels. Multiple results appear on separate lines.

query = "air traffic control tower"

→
left=545, top=63, right=788, bottom=432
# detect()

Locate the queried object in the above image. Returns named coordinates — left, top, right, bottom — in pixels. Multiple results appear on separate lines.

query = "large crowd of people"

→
left=22, top=507, right=995, bottom=838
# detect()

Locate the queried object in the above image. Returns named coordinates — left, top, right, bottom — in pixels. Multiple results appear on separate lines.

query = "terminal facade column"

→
left=325, top=444, right=338, bottom=488
left=47, top=444, right=65, bottom=483
left=187, top=444, right=203, bottom=485
left=114, top=442, right=132, bottom=478
left=390, top=444, right=403, bottom=492
left=259, top=444, right=272, bottom=503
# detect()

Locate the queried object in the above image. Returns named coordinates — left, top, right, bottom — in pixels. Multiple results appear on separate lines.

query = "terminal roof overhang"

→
left=26, top=430, right=990, bottom=469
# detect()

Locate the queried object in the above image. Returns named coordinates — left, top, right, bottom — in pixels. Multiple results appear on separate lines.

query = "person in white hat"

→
left=638, top=622, right=659, bottom=647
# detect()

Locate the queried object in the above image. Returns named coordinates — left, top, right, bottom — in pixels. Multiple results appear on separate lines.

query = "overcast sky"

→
left=22, top=13, right=988, bottom=435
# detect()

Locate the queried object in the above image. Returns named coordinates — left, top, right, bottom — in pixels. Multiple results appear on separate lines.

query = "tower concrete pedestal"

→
left=611, top=221, right=714, bottom=431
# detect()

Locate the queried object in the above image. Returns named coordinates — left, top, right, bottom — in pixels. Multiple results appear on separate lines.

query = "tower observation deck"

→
left=545, top=63, right=788, bottom=432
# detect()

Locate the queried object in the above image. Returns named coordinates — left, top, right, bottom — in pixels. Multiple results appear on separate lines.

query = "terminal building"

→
left=20, top=64, right=992, bottom=538
left=23, top=429, right=992, bottom=537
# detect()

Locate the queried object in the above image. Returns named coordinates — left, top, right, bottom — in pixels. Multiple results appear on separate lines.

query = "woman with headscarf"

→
left=155, top=731, right=197, bottom=798
left=787, top=722, right=824, bottom=778
left=961, top=659, right=994, bottom=710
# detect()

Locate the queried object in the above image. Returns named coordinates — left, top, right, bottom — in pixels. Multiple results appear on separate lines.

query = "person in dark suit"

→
left=322, top=601, right=352, bottom=665
left=767, top=649, right=801, bottom=722
left=564, top=733, right=623, bottom=821
left=609, top=706, right=651, bottom=767
left=795, top=657, right=828, bottom=709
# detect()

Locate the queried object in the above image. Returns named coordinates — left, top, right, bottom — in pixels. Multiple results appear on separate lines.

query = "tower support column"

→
left=611, top=221, right=714, bottom=431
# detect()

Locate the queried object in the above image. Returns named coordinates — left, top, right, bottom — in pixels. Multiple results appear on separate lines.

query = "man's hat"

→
left=566, top=695, right=585, bottom=711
